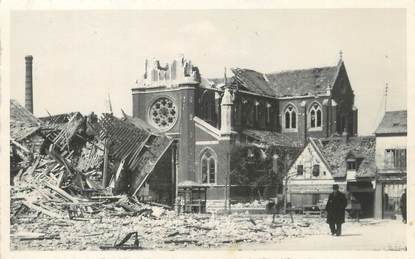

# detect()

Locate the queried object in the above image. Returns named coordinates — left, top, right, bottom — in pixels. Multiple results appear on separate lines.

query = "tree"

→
left=230, top=143, right=300, bottom=204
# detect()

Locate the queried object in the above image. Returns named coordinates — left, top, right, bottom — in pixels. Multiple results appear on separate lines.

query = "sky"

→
left=10, top=9, right=406, bottom=135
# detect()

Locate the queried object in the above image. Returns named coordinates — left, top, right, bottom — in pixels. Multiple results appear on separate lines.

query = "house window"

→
left=309, top=103, right=322, bottom=129
left=312, top=164, right=320, bottom=177
left=201, top=149, right=217, bottom=184
left=347, top=160, right=356, bottom=170
left=284, top=105, right=297, bottom=129
left=385, top=149, right=407, bottom=169
left=297, top=165, right=304, bottom=175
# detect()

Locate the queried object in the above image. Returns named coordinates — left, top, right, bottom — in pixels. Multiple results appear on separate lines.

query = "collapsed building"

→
left=10, top=99, right=174, bottom=206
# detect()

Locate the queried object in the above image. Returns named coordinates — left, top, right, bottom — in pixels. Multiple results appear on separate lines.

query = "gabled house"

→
left=286, top=136, right=376, bottom=217
left=374, top=110, right=407, bottom=219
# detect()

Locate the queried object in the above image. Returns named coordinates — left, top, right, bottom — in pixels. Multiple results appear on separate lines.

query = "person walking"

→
left=400, top=188, right=407, bottom=224
left=326, top=184, right=347, bottom=236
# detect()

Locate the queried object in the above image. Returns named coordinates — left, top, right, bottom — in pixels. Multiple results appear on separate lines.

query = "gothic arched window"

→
left=284, top=104, right=297, bottom=130
left=201, top=149, right=217, bottom=184
left=309, top=103, right=322, bottom=129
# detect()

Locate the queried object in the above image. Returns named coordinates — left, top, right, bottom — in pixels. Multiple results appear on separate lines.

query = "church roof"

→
left=375, top=110, right=407, bottom=135
left=312, top=136, right=376, bottom=178
left=231, top=61, right=341, bottom=97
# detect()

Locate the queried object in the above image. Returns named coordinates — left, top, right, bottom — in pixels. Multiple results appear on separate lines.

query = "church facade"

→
left=132, top=55, right=358, bottom=210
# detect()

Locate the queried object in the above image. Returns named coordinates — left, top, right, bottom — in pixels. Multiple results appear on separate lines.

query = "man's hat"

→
left=333, top=184, right=339, bottom=190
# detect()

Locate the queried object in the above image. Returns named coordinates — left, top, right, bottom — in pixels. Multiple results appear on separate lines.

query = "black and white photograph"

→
left=1, top=3, right=413, bottom=258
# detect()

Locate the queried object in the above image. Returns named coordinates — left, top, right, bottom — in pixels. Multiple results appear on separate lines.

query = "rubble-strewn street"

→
left=11, top=206, right=329, bottom=250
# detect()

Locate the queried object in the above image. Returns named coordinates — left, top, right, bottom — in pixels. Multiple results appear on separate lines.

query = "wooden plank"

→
left=22, top=201, right=64, bottom=219
left=11, top=139, right=30, bottom=153
left=44, top=182, right=78, bottom=203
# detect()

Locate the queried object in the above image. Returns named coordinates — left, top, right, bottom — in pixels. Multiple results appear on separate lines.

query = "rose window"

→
left=148, top=97, right=177, bottom=131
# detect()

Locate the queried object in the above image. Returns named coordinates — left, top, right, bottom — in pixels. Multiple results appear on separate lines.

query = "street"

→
left=236, top=219, right=406, bottom=251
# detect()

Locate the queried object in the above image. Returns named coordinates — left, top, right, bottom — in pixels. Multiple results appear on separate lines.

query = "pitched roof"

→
left=10, top=99, right=42, bottom=141
left=375, top=110, right=407, bottom=135
left=313, top=136, right=376, bottom=178
left=231, top=62, right=340, bottom=97
left=265, top=66, right=338, bottom=97
left=242, top=129, right=303, bottom=147
left=232, top=68, right=277, bottom=96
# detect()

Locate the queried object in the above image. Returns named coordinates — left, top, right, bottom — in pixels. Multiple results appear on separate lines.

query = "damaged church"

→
left=132, top=54, right=359, bottom=212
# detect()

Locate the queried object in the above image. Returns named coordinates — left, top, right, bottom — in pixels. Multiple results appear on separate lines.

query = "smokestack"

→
left=25, top=55, right=33, bottom=114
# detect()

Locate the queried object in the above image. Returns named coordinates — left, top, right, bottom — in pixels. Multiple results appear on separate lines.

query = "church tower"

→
left=132, top=55, right=200, bottom=184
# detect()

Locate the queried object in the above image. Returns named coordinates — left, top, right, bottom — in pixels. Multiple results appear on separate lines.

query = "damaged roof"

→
left=375, top=110, right=407, bottom=135
left=121, top=110, right=160, bottom=135
left=10, top=99, right=42, bottom=141
left=312, top=136, right=376, bottom=178
left=242, top=129, right=303, bottom=147
left=39, top=112, right=80, bottom=125
left=231, top=62, right=341, bottom=97
left=96, top=114, right=173, bottom=195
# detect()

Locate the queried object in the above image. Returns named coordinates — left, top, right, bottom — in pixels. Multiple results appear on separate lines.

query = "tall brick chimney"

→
left=25, top=55, right=33, bottom=113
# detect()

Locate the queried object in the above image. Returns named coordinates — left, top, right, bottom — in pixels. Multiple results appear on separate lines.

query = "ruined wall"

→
left=132, top=56, right=200, bottom=185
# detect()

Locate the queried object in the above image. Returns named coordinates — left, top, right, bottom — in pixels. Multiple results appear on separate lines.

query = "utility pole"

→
left=384, top=83, right=388, bottom=112
left=283, top=153, right=291, bottom=214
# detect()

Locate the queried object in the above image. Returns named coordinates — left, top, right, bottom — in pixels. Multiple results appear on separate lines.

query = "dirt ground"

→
left=235, top=218, right=407, bottom=251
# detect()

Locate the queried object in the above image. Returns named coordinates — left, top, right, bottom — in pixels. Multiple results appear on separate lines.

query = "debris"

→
left=21, top=201, right=64, bottom=219
left=9, top=104, right=329, bottom=250
left=13, top=231, right=60, bottom=241
left=100, top=232, right=142, bottom=250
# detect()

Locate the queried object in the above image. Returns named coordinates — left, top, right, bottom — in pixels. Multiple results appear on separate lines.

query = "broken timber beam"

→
left=21, top=201, right=64, bottom=219
left=11, top=139, right=31, bottom=153
left=44, top=182, right=78, bottom=203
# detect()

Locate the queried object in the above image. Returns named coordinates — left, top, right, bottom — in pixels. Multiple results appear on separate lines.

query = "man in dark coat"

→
left=400, top=188, right=407, bottom=223
left=326, top=184, right=347, bottom=236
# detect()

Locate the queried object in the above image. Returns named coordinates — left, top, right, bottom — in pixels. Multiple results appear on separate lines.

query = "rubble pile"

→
left=10, top=147, right=326, bottom=250
left=232, top=200, right=266, bottom=209
left=10, top=101, right=327, bottom=250
left=11, top=198, right=327, bottom=250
